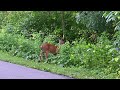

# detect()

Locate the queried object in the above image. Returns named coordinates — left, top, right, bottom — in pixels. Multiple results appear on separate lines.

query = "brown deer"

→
left=39, top=39, right=64, bottom=61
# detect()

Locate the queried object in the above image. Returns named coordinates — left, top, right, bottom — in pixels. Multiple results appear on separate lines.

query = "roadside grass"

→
left=0, top=50, right=118, bottom=79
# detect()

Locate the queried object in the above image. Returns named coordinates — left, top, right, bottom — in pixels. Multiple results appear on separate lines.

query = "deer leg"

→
left=39, top=51, right=43, bottom=61
left=45, top=51, right=49, bottom=61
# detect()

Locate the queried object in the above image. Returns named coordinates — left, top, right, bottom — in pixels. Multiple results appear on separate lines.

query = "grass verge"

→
left=0, top=50, right=119, bottom=79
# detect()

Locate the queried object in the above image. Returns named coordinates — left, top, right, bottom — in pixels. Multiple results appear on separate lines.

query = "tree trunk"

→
left=61, top=11, right=65, bottom=39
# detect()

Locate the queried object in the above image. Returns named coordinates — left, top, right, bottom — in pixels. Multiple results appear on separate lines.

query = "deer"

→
left=39, top=39, right=65, bottom=61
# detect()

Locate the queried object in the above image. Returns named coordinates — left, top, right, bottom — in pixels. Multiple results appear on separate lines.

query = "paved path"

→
left=0, top=61, right=73, bottom=79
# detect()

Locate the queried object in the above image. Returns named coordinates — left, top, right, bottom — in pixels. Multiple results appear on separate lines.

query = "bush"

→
left=113, top=31, right=120, bottom=48
left=43, top=35, right=57, bottom=44
left=0, top=31, right=42, bottom=61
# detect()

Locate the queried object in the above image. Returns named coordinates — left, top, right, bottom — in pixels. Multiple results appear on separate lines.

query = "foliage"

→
left=103, top=11, right=120, bottom=30
left=113, top=30, right=120, bottom=47
left=0, top=12, right=8, bottom=29
left=43, top=35, right=58, bottom=44
left=0, top=32, right=41, bottom=60
left=76, top=11, right=106, bottom=32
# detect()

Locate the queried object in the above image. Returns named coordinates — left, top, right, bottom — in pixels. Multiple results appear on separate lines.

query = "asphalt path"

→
left=0, top=61, right=73, bottom=79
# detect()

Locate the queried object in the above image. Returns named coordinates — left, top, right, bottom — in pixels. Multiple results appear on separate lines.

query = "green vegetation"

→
left=0, top=11, right=120, bottom=79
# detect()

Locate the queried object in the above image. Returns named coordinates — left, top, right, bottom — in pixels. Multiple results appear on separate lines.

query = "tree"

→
left=103, top=11, right=120, bottom=31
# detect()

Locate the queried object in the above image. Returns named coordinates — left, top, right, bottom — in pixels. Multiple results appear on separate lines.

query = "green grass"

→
left=0, top=50, right=119, bottom=79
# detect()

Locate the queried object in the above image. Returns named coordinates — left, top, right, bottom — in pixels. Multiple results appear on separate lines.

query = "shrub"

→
left=0, top=31, right=42, bottom=61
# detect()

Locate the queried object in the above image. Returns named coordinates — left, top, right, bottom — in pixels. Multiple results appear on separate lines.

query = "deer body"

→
left=39, top=39, right=64, bottom=61
left=40, top=43, right=59, bottom=61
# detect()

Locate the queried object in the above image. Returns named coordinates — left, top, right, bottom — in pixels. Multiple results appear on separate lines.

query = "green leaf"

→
left=114, top=57, right=119, bottom=62
left=118, top=71, right=120, bottom=75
